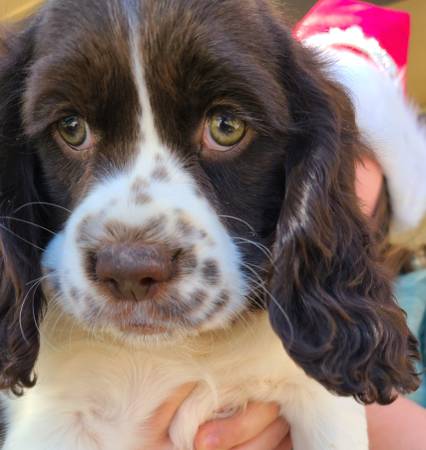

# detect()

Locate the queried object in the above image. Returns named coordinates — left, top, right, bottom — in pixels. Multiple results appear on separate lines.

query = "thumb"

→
left=146, top=383, right=197, bottom=441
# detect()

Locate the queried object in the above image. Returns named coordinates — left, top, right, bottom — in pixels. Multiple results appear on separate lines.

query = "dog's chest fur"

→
left=4, top=313, right=303, bottom=449
left=4, top=311, right=368, bottom=450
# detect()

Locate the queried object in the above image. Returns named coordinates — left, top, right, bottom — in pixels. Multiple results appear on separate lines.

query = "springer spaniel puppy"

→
left=0, top=0, right=419, bottom=449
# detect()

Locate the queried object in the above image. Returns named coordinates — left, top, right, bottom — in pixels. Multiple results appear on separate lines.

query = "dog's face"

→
left=29, top=0, right=291, bottom=340
left=0, top=0, right=419, bottom=403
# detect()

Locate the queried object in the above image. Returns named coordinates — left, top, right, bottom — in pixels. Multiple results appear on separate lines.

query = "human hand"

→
left=146, top=386, right=291, bottom=450
left=143, top=383, right=197, bottom=450
left=194, top=402, right=292, bottom=450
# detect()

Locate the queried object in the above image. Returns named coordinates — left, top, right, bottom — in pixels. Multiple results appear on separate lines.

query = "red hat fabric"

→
left=293, top=1, right=426, bottom=233
left=294, top=0, right=411, bottom=86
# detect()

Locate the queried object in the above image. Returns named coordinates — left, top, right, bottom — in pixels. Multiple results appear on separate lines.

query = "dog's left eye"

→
left=200, top=109, right=251, bottom=157
left=208, top=111, right=246, bottom=147
left=56, top=116, right=93, bottom=151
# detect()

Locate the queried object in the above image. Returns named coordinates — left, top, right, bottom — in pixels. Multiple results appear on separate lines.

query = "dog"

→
left=0, top=0, right=419, bottom=449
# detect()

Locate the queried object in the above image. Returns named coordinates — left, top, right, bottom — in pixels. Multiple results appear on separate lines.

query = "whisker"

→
left=45, top=299, right=68, bottom=348
left=243, top=260, right=269, bottom=274
left=91, top=304, right=107, bottom=342
left=19, top=275, right=50, bottom=344
left=241, top=261, right=267, bottom=285
left=31, top=282, right=46, bottom=343
left=66, top=311, right=84, bottom=351
left=0, top=224, right=44, bottom=251
left=229, top=309, right=257, bottom=338
left=38, top=281, right=73, bottom=352
left=218, top=215, right=256, bottom=234
left=244, top=284, right=266, bottom=309
left=233, top=237, right=275, bottom=267
left=241, top=274, right=268, bottom=310
left=13, top=201, right=71, bottom=215
left=0, top=216, right=57, bottom=236
left=241, top=262, right=293, bottom=342
left=234, top=236, right=272, bottom=257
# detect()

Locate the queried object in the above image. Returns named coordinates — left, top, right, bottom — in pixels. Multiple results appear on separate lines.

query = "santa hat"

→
left=294, top=0, right=426, bottom=234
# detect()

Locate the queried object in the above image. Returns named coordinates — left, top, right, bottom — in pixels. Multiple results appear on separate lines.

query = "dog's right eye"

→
left=56, top=116, right=93, bottom=151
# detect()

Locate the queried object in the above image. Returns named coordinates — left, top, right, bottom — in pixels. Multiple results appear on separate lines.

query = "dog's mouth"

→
left=103, top=299, right=182, bottom=329
left=41, top=228, right=247, bottom=340
left=118, top=321, right=169, bottom=335
left=85, top=290, right=206, bottom=339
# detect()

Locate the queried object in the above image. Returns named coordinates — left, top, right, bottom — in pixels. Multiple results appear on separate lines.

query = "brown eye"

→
left=57, top=116, right=91, bottom=149
left=208, top=111, right=246, bottom=147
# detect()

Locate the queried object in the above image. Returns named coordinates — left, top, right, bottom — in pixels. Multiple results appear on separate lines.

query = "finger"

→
left=195, top=402, right=280, bottom=450
left=147, top=383, right=196, bottom=439
left=232, top=418, right=290, bottom=450
left=274, top=435, right=293, bottom=450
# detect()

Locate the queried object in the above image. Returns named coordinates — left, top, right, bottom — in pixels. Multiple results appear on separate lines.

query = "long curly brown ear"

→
left=0, top=22, right=51, bottom=395
left=268, top=37, right=420, bottom=405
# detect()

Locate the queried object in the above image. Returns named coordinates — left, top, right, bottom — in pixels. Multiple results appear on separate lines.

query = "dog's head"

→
left=0, top=0, right=419, bottom=403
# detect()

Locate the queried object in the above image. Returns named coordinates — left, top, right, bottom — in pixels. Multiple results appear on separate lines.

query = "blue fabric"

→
left=395, top=269, right=426, bottom=407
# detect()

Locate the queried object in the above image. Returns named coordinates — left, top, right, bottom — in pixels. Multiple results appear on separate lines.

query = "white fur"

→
left=325, top=49, right=426, bottom=233
left=2, top=313, right=368, bottom=450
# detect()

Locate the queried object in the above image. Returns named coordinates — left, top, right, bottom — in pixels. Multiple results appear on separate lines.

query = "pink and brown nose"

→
left=95, top=243, right=174, bottom=301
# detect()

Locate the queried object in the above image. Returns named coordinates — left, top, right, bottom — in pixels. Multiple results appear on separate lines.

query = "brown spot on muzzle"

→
left=202, top=259, right=220, bottom=285
left=176, top=217, right=196, bottom=237
left=135, top=193, right=152, bottom=204
left=131, top=178, right=149, bottom=193
left=192, top=289, right=207, bottom=306
left=178, top=248, right=198, bottom=276
left=151, top=166, right=170, bottom=182
left=131, top=179, right=152, bottom=204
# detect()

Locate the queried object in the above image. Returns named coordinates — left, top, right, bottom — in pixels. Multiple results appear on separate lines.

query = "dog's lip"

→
left=105, top=305, right=170, bottom=334
left=94, top=298, right=185, bottom=336
left=118, top=321, right=168, bottom=335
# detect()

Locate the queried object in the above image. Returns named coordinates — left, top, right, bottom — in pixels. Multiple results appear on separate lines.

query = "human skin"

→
left=194, top=403, right=292, bottom=450
left=194, top=396, right=426, bottom=450
left=142, top=384, right=291, bottom=450
left=354, top=156, right=383, bottom=217
left=366, top=397, right=426, bottom=450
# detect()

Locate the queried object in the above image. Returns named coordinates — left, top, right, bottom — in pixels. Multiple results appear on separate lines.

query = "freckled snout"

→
left=95, top=243, right=175, bottom=302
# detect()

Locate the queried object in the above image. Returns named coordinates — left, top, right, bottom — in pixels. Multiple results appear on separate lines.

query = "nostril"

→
left=172, top=249, right=182, bottom=262
left=106, top=278, right=119, bottom=288
left=140, top=277, right=155, bottom=286
left=103, top=278, right=121, bottom=297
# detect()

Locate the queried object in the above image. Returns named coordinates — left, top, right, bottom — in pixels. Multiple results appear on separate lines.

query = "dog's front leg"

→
left=281, top=383, right=368, bottom=450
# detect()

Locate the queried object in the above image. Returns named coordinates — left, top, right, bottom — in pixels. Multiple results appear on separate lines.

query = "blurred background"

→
left=0, top=0, right=425, bottom=109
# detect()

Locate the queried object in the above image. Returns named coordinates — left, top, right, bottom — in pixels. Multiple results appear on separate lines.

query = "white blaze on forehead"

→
left=129, top=28, right=193, bottom=186
left=131, top=30, right=162, bottom=152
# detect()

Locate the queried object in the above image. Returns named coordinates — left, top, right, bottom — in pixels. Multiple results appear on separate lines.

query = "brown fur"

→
left=0, top=0, right=419, bottom=404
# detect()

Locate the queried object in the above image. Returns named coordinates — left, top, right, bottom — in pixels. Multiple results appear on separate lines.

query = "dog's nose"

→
left=95, top=244, right=174, bottom=301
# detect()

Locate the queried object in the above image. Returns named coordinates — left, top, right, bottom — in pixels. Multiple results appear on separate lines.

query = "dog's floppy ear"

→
left=0, top=21, right=51, bottom=395
left=268, top=37, right=419, bottom=405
